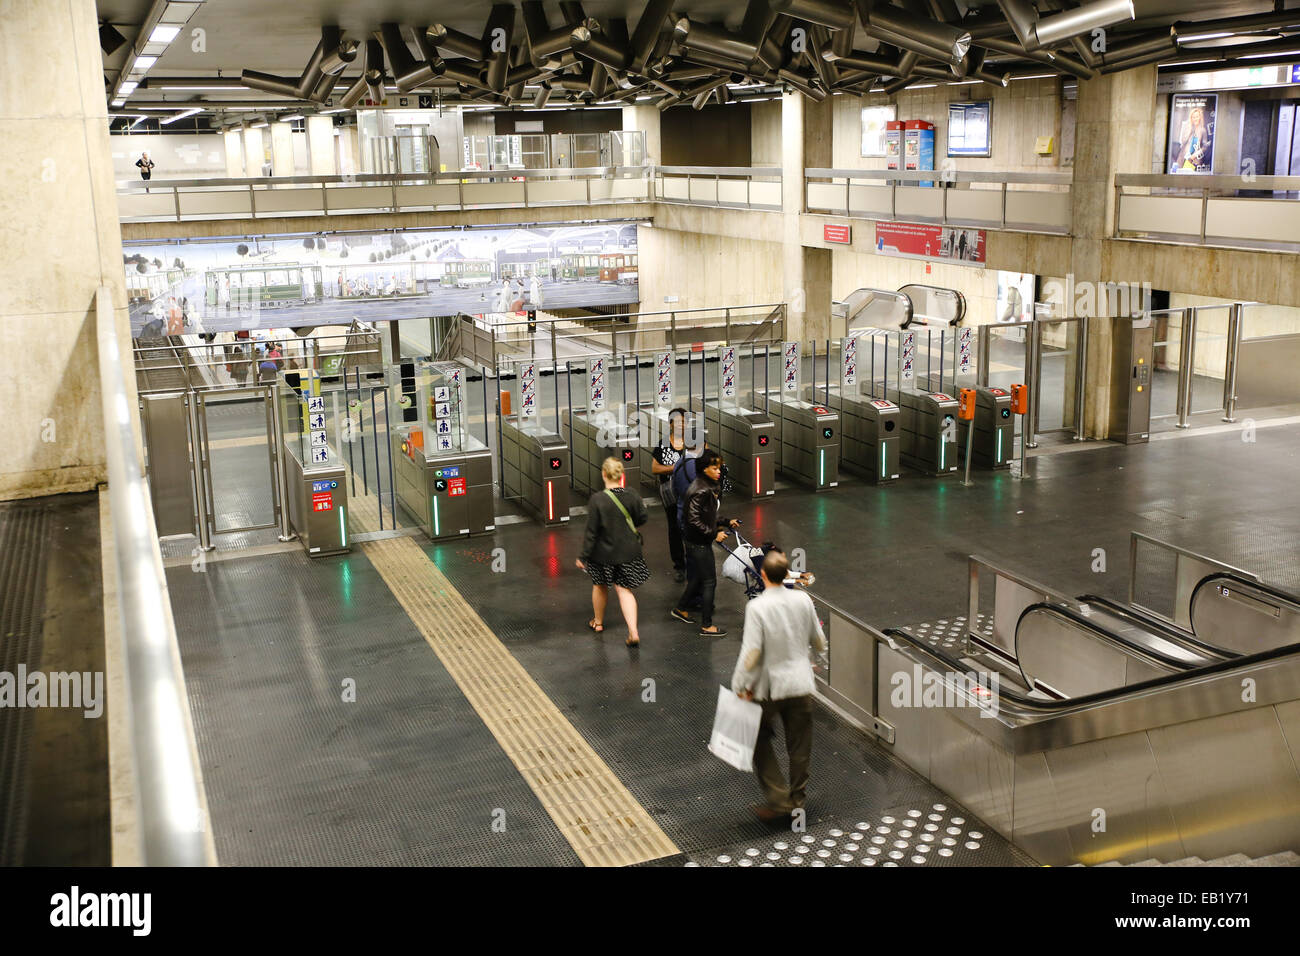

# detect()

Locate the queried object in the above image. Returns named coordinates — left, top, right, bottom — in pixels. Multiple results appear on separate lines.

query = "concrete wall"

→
left=751, top=100, right=782, bottom=166
left=1, top=0, right=132, bottom=499
left=661, top=103, right=752, bottom=166
left=831, top=80, right=1063, bottom=175
left=111, top=132, right=229, bottom=182
left=635, top=224, right=782, bottom=312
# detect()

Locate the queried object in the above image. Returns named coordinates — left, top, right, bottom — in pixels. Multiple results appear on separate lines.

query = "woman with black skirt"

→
left=575, top=457, right=649, bottom=647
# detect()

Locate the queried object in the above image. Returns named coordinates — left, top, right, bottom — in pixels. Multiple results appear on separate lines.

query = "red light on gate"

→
left=758, top=435, right=769, bottom=446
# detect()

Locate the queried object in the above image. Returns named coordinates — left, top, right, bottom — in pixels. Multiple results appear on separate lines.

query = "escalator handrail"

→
left=880, top=624, right=1300, bottom=719
left=1188, top=572, right=1300, bottom=645
left=1017, top=601, right=1217, bottom=677
left=1076, top=593, right=1239, bottom=662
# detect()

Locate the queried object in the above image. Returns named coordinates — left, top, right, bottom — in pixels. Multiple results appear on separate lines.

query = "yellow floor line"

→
left=359, top=534, right=680, bottom=867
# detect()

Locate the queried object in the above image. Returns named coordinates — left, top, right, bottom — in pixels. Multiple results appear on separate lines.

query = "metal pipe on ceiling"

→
left=308, top=71, right=338, bottom=104
left=441, top=61, right=489, bottom=90
left=867, top=5, right=971, bottom=65
left=530, top=23, right=581, bottom=62
left=1070, top=35, right=1098, bottom=69
left=364, top=37, right=386, bottom=103
left=1034, top=0, right=1135, bottom=51
left=426, top=24, right=484, bottom=60
left=755, top=13, right=793, bottom=70
left=881, top=75, right=911, bottom=94
left=825, top=48, right=900, bottom=73
left=692, top=79, right=729, bottom=110
left=572, top=25, right=633, bottom=71
left=534, top=82, right=552, bottom=107
left=806, top=24, right=839, bottom=87
left=483, top=5, right=517, bottom=93
left=925, top=0, right=960, bottom=22
left=967, top=48, right=1010, bottom=87
left=978, top=36, right=1095, bottom=80
left=521, top=1, right=551, bottom=47
left=674, top=17, right=761, bottom=64
left=679, top=47, right=764, bottom=81
left=630, top=0, right=675, bottom=74
left=241, top=70, right=304, bottom=99
left=1172, top=10, right=1300, bottom=40
left=778, top=68, right=827, bottom=101
left=1098, top=29, right=1177, bottom=68
left=770, top=0, right=856, bottom=32
left=319, top=27, right=358, bottom=75
left=381, top=24, right=435, bottom=92
left=295, top=38, right=327, bottom=98
left=997, top=0, right=1038, bottom=51
left=339, top=75, right=368, bottom=109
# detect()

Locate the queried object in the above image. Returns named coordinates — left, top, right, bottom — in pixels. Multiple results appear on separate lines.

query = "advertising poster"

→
left=875, top=222, right=986, bottom=266
left=861, top=105, right=896, bottom=158
left=125, top=222, right=639, bottom=336
left=948, top=101, right=993, bottom=158
left=1167, top=93, right=1217, bottom=174
left=996, top=271, right=1036, bottom=323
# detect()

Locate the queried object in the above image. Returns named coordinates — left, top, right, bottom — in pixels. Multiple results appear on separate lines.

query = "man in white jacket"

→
left=731, top=549, right=827, bottom=821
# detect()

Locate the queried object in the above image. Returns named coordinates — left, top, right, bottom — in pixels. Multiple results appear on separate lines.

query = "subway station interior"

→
left=7, top=0, right=1300, bottom=886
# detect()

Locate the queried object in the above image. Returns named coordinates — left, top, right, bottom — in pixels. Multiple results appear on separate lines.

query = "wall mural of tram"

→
left=125, top=222, right=640, bottom=336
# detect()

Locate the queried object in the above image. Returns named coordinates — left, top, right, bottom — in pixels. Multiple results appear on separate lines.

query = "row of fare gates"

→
left=340, top=287, right=1076, bottom=549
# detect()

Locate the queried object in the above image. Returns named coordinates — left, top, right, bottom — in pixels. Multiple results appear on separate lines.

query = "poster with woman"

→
left=1168, top=94, right=1216, bottom=174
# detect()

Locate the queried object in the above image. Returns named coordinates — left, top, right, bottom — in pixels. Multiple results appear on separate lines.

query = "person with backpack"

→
left=672, top=448, right=739, bottom=637
left=576, top=457, right=649, bottom=647
left=650, top=408, right=690, bottom=582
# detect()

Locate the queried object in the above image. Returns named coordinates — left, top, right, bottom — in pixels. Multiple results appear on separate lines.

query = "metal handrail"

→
left=1127, top=531, right=1260, bottom=611
left=1115, top=173, right=1300, bottom=192
left=807, top=167, right=1073, bottom=186
left=96, top=285, right=215, bottom=866
left=656, top=165, right=782, bottom=177
left=118, top=165, right=652, bottom=192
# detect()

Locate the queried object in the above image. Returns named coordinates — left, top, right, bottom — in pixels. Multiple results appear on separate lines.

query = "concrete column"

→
left=1071, top=66, right=1158, bottom=438
left=223, top=128, right=244, bottom=176
left=243, top=124, right=266, bottom=176
left=271, top=121, right=295, bottom=177
left=0, top=0, right=132, bottom=498
left=781, top=90, right=834, bottom=344
left=621, top=104, right=661, bottom=167
left=306, top=115, right=337, bottom=175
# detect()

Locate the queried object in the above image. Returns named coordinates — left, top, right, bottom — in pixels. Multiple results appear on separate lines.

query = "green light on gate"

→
left=339, top=505, right=347, bottom=548
left=819, top=448, right=825, bottom=486
left=940, top=442, right=945, bottom=471
left=996, top=430, right=1003, bottom=464
left=432, top=495, right=441, bottom=537
left=880, top=443, right=886, bottom=478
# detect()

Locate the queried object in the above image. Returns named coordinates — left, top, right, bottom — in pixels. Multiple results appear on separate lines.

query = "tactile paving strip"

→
left=686, top=803, right=996, bottom=867
left=361, top=534, right=680, bottom=866
left=902, top=614, right=996, bottom=654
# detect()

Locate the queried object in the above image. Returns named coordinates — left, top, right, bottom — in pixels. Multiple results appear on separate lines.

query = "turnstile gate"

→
left=957, top=386, right=1014, bottom=470
left=500, top=415, right=570, bottom=525
left=689, top=398, right=776, bottom=498
left=830, top=390, right=901, bottom=483
left=766, top=393, right=840, bottom=491
left=566, top=408, right=642, bottom=497
left=392, top=428, right=495, bottom=539
left=896, top=389, right=960, bottom=476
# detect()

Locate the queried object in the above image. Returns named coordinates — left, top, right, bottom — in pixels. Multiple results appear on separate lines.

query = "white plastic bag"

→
left=721, top=542, right=763, bottom=585
left=708, top=685, right=762, bottom=772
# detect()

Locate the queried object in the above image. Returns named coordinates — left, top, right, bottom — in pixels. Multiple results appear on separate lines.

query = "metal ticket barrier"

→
left=957, top=386, right=1014, bottom=470
left=764, top=341, right=839, bottom=490
left=391, top=363, right=494, bottom=539
left=812, top=330, right=901, bottom=484
left=499, top=359, right=570, bottom=525
left=689, top=345, right=776, bottom=498
left=276, top=374, right=351, bottom=557
left=567, top=356, right=642, bottom=497
left=897, top=389, right=960, bottom=476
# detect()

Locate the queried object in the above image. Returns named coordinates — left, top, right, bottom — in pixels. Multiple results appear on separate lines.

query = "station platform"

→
left=152, top=416, right=1300, bottom=867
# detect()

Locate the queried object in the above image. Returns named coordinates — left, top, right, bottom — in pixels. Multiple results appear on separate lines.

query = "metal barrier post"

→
left=187, top=395, right=214, bottom=551
left=966, top=558, right=980, bottom=655
left=978, top=326, right=991, bottom=387
left=1175, top=307, right=1195, bottom=428
left=271, top=383, right=295, bottom=541
left=1025, top=323, right=1039, bottom=449
left=1073, top=317, right=1088, bottom=441
left=1222, top=302, right=1243, bottom=423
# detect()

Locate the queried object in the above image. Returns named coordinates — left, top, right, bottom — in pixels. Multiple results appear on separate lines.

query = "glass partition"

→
left=1035, top=318, right=1082, bottom=434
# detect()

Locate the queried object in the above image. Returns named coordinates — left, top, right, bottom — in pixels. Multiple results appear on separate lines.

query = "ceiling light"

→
left=1010, top=73, right=1056, bottom=81
left=280, top=114, right=303, bottom=121
left=111, top=99, right=126, bottom=107
left=321, top=108, right=347, bottom=114
left=160, top=107, right=202, bottom=125
left=149, top=25, right=181, bottom=44
left=907, top=83, right=938, bottom=89
left=119, top=80, right=138, bottom=95
left=158, top=83, right=249, bottom=91
left=1241, top=49, right=1300, bottom=59
left=132, top=55, right=157, bottom=73
left=251, top=120, right=269, bottom=128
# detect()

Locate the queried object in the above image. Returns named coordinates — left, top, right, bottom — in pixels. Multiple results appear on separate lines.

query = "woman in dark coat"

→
left=576, top=457, right=649, bottom=647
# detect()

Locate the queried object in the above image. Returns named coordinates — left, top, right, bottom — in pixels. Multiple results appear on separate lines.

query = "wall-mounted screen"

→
left=947, top=101, right=992, bottom=158
left=861, top=105, right=896, bottom=158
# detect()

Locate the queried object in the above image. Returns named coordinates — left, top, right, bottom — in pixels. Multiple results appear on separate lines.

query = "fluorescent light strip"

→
left=159, top=107, right=202, bottom=125
left=1010, top=73, right=1056, bottom=81
left=1241, top=49, right=1300, bottom=59
left=132, top=55, right=157, bottom=73
left=1178, top=31, right=1234, bottom=43
left=149, top=25, right=181, bottom=43
left=119, top=80, right=138, bottom=95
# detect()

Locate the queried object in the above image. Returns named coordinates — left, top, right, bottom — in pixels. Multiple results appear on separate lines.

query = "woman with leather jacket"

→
left=671, top=448, right=740, bottom=637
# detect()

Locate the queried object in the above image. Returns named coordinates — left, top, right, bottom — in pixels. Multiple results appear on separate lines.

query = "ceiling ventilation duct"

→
left=867, top=5, right=971, bottom=65
left=572, top=26, right=633, bottom=71
left=1034, top=0, right=1135, bottom=51
left=319, top=27, right=358, bottom=74
left=426, top=25, right=483, bottom=60
left=241, top=70, right=304, bottom=98
left=380, top=24, right=435, bottom=92
left=770, top=0, right=856, bottom=32
left=629, top=0, right=675, bottom=73
left=339, top=75, right=368, bottom=109
left=483, top=5, right=517, bottom=92
left=674, top=17, right=761, bottom=64
left=364, top=38, right=386, bottom=104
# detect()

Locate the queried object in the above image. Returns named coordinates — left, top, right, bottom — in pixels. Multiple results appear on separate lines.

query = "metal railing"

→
left=1114, top=173, right=1300, bottom=251
left=805, top=167, right=1072, bottom=234
left=96, top=285, right=215, bottom=866
left=655, top=166, right=783, bottom=211
left=117, top=165, right=655, bottom=222
left=1128, top=531, right=1260, bottom=631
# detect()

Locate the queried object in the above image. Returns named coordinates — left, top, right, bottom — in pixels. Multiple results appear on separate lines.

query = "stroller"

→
left=718, top=529, right=815, bottom=600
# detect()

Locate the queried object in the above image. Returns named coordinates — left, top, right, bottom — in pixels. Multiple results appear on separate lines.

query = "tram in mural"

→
left=204, top=262, right=324, bottom=309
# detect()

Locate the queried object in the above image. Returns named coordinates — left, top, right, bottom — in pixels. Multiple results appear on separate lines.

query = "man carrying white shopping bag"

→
left=729, top=549, right=826, bottom=823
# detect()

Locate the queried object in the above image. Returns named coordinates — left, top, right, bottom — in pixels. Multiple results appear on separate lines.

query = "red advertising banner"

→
left=874, top=221, right=986, bottom=267
left=823, top=223, right=852, bottom=244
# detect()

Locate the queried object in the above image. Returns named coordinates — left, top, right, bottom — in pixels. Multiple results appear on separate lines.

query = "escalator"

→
left=824, top=546, right=1300, bottom=865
